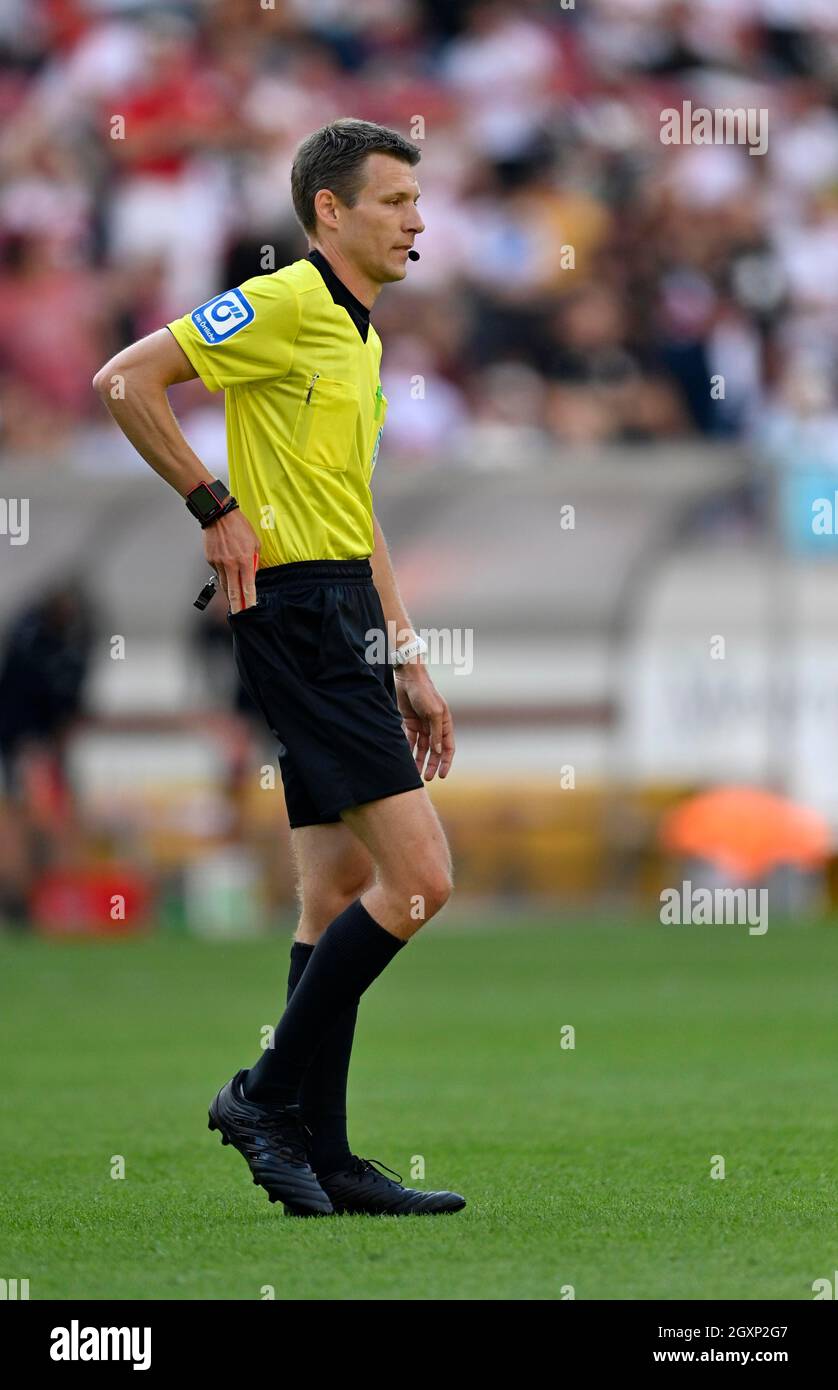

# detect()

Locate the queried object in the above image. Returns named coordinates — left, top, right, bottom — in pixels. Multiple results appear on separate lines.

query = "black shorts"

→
left=227, top=558, right=424, bottom=829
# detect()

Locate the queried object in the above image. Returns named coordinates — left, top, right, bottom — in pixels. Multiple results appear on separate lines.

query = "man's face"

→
left=332, top=153, right=424, bottom=284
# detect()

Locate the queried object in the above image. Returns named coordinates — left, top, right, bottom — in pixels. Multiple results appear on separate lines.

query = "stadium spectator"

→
left=0, top=0, right=836, bottom=461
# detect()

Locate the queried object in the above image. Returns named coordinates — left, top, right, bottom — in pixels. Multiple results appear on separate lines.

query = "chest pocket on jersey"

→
left=291, top=373, right=360, bottom=472
left=367, top=384, right=388, bottom=480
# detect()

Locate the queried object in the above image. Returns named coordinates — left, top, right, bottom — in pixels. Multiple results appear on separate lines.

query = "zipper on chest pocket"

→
left=292, top=371, right=358, bottom=471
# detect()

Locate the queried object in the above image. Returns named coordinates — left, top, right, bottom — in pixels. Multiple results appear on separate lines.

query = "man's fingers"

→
left=226, top=562, right=245, bottom=614
left=216, top=559, right=258, bottom=614
left=203, top=512, right=261, bottom=611
left=423, top=716, right=443, bottom=779
left=413, top=726, right=430, bottom=773
left=214, top=562, right=231, bottom=604
left=236, top=564, right=257, bottom=611
left=427, top=708, right=455, bottom=780
left=438, top=715, right=456, bottom=778
left=429, top=706, right=444, bottom=756
left=402, top=716, right=425, bottom=767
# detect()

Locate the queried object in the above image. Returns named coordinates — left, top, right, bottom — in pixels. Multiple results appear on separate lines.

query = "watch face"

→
left=192, top=485, right=216, bottom=518
left=190, top=482, right=228, bottom=518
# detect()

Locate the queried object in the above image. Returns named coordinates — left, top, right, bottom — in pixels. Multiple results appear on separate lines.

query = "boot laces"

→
left=350, top=1156, right=404, bottom=1185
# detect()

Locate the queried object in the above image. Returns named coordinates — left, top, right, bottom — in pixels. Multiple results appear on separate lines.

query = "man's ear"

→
left=313, top=188, right=339, bottom=230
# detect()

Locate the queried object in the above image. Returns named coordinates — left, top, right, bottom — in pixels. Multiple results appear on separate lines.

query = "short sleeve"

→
left=167, top=274, right=300, bottom=392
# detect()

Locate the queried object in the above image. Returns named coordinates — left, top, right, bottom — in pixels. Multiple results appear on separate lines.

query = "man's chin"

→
left=375, top=263, right=407, bottom=284
left=368, top=250, right=411, bottom=284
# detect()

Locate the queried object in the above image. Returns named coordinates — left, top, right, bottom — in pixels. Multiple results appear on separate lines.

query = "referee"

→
left=94, top=120, right=463, bottom=1217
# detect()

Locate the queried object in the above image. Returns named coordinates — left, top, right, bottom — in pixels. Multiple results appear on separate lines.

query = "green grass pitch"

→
left=1, top=914, right=836, bottom=1300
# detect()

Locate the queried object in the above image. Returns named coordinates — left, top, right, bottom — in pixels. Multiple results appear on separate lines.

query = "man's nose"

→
left=405, top=209, right=425, bottom=235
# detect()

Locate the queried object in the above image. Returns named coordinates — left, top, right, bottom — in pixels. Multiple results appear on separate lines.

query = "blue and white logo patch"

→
left=191, top=288, right=254, bottom=344
left=371, top=425, right=383, bottom=474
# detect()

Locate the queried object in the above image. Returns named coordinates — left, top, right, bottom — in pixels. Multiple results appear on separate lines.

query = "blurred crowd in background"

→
left=1, top=0, right=838, bottom=468
left=5, top=0, right=838, bottom=928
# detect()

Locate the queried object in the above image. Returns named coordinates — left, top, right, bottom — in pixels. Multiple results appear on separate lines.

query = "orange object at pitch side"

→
left=659, top=786, right=831, bottom=881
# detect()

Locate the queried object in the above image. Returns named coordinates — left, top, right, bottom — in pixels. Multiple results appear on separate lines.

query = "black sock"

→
left=244, top=899, right=405, bottom=1107
left=286, top=940, right=357, bottom=1176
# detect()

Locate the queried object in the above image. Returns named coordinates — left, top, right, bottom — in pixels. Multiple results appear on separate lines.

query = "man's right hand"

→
left=203, top=508, right=261, bottom=612
left=91, top=329, right=261, bottom=611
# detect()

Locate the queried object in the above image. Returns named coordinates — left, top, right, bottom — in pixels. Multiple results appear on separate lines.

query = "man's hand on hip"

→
left=204, top=508, right=261, bottom=612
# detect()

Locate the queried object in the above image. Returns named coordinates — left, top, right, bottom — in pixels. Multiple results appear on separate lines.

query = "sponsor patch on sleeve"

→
left=191, top=288, right=254, bottom=344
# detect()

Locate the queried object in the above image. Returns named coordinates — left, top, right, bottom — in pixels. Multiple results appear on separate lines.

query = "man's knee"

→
left=339, top=792, right=453, bottom=934
left=410, top=828, right=454, bottom=920
left=420, top=868, right=453, bottom=920
left=392, top=858, right=453, bottom=924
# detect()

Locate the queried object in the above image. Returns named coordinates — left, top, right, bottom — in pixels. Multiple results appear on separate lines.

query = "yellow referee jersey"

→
left=167, top=254, right=388, bottom=567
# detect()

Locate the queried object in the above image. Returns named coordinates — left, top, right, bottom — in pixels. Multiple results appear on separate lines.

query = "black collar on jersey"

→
left=307, top=248, right=371, bottom=343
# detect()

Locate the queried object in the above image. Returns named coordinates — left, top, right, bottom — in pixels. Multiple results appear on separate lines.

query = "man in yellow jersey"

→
left=94, top=120, right=464, bottom=1217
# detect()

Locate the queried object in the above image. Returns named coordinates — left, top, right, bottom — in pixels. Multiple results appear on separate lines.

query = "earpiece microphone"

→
left=408, top=249, right=420, bottom=261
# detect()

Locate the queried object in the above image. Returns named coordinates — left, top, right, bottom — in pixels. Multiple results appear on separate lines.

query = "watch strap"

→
left=391, top=635, right=428, bottom=667
left=199, top=497, right=239, bottom=529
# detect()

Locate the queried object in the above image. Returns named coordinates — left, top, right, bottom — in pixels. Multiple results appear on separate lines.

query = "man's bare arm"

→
left=92, top=328, right=260, bottom=612
left=370, top=512, right=455, bottom=779
left=370, top=511, right=418, bottom=652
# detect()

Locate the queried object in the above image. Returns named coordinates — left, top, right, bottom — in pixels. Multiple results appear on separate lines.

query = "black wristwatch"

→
left=185, top=478, right=239, bottom=528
